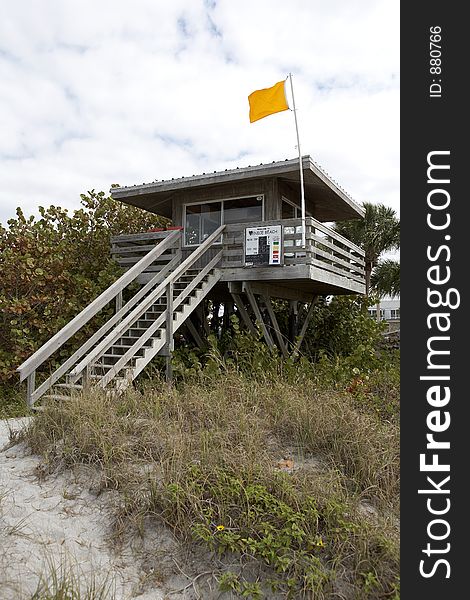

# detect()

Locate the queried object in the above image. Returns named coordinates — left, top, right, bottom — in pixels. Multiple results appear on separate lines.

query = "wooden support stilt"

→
left=291, top=296, right=318, bottom=359
left=196, top=303, right=211, bottom=337
left=211, top=301, right=221, bottom=334
left=186, top=317, right=205, bottom=349
left=244, top=283, right=275, bottom=349
left=165, top=282, right=174, bottom=383
left=82, top=365, right=91, bottom=390
left=288, top=300, right=299, bottom=348
left=231, top=292, right=257, bottom=335
left=223, top=299, right=234, bottom=330
left=262, top=295, right=288, bottom=357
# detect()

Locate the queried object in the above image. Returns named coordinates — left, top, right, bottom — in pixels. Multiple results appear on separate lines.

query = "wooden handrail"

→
left=29, top=251, right=182, bottom=404
left=98, top=250, right=224, bottom=387
left=17, top=229, right=181, bottom=381
left=70, top=225, right=226, bottom=380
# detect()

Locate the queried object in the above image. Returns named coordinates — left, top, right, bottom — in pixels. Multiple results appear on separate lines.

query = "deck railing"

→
left=222, top=217, right=365, bottom=285
left=111, top=218, right=365, bottom=286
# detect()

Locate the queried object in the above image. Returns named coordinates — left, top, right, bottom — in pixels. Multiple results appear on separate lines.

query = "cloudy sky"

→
left=0, top=0, right=399, bottom=225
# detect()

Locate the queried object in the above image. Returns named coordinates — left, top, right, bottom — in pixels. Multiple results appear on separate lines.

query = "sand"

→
left=0, top=417, right=186, bottom=600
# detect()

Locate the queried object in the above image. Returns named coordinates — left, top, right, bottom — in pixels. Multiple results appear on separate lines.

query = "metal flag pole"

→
left=288, top=72, right=306, bottom=248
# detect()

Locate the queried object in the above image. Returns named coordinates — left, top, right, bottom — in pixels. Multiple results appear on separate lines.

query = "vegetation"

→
left=31, top=557, right=114, bottom=600
left=334, top=203, right=400, bottom=296
left=23, top=334, right=399, bottom=599
left=371, top=260, right=400, bottom=299
left=0, top=190, right=167, bottom=407
left=2, top=194, right=400, bottom=598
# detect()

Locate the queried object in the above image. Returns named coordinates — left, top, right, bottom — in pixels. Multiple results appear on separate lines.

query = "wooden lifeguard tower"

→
left=18, top=156, right=365, bottom=407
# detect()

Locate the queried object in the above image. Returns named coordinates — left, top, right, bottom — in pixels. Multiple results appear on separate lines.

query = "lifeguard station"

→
left=18, top=156, right=365, bottom=407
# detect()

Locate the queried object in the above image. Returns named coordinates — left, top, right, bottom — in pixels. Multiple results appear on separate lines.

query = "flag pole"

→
left=288, top=72, right=306, bottom=248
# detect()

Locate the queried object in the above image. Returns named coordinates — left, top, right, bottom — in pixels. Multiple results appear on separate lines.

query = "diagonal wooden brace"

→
left=244, top=283, right=275, bottom=349
left=231, top=292, right=258, bottom=336
left=290, top=296, right=319, bottom=359
left=261, top=295, right=288, bottom=357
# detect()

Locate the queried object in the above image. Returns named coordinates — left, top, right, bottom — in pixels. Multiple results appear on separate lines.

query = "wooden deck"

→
left=111, top=217, right=365, bottom=297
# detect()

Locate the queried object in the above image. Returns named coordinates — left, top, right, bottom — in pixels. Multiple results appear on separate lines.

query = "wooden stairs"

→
left=17, top=226, right=225, bottom=408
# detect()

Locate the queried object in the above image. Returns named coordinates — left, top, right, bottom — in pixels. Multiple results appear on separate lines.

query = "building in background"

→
left=368, top=297, right=400, bottom=331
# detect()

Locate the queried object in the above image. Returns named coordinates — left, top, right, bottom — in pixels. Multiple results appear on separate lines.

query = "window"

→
left=184, top=196, right=263, bottom=246
left=184, top=202, right=221, bottom=246
left=282, top=199, right=296, bottom=219
left=224, top=197, right=263, bottom=224
left=282, top=197, right=311, bottom=220
left=390, top=309, right=400, bottom=320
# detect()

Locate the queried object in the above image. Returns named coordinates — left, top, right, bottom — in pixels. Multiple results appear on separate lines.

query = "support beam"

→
left=186, top=317, right=205, bottom=350
left=244, top=283, right=275, bottom=349
left=165, top=282, right=174, bottom=383
left=211, top=302, right=221, bottom=333
left=261, top=295, right=288, bottom=358
left=196, top=303, right=211, bottom=337
left=291, top=296, right=318, bottom=359
left=231, top=293, right=257, bottom=335
left=223, top=299, right=234, bottom=330
left=288, top=300, right=299, bottom=348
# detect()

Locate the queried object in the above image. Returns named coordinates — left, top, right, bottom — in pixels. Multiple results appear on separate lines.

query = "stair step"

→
left=124, top=330, right=162, bottom=340
left=93, top=356, right=138, bottom=368
left=92, top=362, right=113, bottom=370
left=98, top=352, right=140, bottom=362
left=56, top=383, right=83, bottom=390
left=137, top=317, right=164, bottom=324
left=127, top=325, right=153, bottom=333
left=101, top=352, right=138, bottom=359
left=116, top=336, right=157, bottom=345
left=107, top=347, right=146, bottom=356
left=133, top=319, right=163, bottom=327
left=88, top=374, right=128, bottom=381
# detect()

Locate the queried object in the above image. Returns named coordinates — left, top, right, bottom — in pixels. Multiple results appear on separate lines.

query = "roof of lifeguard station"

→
left=111, top=155, right=365, bottom=222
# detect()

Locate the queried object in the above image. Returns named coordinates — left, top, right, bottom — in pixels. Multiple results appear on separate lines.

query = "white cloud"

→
left=0, top=0, right=399, bottom=224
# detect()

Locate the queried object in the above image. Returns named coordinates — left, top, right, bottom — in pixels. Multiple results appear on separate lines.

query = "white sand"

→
left=0, top=418, right=184, bottom=600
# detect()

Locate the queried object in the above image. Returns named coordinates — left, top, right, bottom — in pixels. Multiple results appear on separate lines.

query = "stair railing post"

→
left=83, top=365, right=90, bottom=390
left=26, top=371, right=36, bottom=409
left=165, top=281, right=174, bottom=383
left=115, top=290, right=123, bottom=315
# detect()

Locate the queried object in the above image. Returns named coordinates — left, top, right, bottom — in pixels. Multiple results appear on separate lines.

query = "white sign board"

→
left=244, top=225, right=282, bottom=266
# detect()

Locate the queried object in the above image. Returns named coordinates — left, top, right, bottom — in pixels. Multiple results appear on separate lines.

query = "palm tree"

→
left=371, top=259, right=400, bottom=322
left=371, top=259, right=400, bottom=298
left=334, top=202, right=400, bottom=296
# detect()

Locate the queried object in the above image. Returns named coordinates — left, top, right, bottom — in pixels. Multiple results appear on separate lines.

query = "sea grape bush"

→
left=0, top=190, right=167, bottom=385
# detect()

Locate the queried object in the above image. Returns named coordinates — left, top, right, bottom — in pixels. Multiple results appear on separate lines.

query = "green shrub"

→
left=0, top=190, right=167, bottom=389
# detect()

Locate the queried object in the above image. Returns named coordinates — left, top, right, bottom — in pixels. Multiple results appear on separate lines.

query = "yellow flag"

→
left=248, top=80, right=289, bottom=123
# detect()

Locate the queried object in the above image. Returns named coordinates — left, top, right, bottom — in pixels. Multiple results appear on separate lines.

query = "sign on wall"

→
left=244, top=225, right=283, bottom=266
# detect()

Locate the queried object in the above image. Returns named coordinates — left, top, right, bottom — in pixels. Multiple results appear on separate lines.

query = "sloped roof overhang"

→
left=111, top=155, right=364, bottom=222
